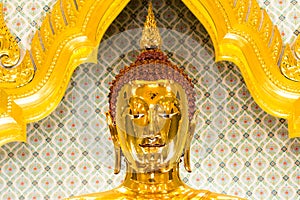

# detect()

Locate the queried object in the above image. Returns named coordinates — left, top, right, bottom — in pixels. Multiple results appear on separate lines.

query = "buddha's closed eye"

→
left=129, top=113, right=145, bottom=119
left=158, top=112, right=178, bottom=119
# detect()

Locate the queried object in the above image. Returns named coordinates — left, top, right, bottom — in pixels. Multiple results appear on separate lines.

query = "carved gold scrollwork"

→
left=0, top=3, right=35, bottom=88
left=280, top=35, right=300, bottom=82
left=0, top=4, right=20, bottom=69
left=231, top=0, right=283, bottom=64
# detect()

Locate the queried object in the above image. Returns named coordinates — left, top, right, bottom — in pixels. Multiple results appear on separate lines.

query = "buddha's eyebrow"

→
left=158, top=96, right=177, bottom=101
left=157, top=96, right=181, bottom=109
left=129, top=96, right=148, bottom=105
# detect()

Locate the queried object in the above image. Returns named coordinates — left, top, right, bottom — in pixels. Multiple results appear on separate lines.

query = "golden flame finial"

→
left=140, top=1, right=162, bottom=50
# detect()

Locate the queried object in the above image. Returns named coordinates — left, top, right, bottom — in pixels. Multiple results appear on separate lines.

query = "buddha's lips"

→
left=139, top=136, right=165, bottom=148
left=139, top=143, right=166, bottom=148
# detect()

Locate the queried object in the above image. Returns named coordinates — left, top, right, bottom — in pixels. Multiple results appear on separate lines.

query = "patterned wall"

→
left=2, top=0, right=299, bottom=49
left=0, top=0, right=299, bottom=200
left=2, top=0, right=56, bottom=49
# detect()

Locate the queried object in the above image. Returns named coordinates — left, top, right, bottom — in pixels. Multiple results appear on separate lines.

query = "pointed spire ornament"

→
left=140, top=1, right=162, bottom=50
left=109, top=1, right=196, bottom=123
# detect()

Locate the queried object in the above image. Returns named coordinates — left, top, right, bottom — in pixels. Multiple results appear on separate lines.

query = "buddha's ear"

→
left=105, top=111, right=119, bottom=145
left=189, top=110, right=199, bottom=135
left=105, top=111, right=121, bottom=174
left=184, top=110, right=199, bottom=172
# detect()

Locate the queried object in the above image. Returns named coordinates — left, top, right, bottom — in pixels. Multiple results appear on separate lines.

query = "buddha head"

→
left=106, top=49, right=197, bottom=173
left=106, top=2, right=197, bottom=174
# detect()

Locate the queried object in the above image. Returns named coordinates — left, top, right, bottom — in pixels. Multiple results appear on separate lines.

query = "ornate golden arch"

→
left=0, top=0, right=299, bottom=146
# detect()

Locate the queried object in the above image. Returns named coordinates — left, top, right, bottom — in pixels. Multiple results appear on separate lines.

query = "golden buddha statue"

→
left=67, top=2, right=246, bottom=200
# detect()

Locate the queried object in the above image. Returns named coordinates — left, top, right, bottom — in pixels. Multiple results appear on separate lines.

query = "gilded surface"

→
left=0, top=0, right=300, bottom=145
left=280, top=35, right=300, bottom=82
left=115, top=81, right=188, bottom=173
left=0, top=4, right=34, bottom=88
left=140, top=2, right=162, bottom=49
left=0, top=89, right=25, bottom=145
left=0, top=4, right=20, bottom=69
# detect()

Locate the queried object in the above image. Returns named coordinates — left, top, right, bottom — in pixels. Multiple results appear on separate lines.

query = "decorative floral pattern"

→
left=0, top=0, right=299, bottom=200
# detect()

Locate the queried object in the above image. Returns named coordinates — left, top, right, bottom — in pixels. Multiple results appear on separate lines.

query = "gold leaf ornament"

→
left=0, top=3, right=21, bottom=69
left=280, top=35, right=300, bottom=82
left=0, top=3, right=34, bottom=88
left=140, top=1, right=162, bottom=50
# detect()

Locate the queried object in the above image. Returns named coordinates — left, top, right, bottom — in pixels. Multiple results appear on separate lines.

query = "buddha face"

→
left=114, top=80, right=189, bottom=172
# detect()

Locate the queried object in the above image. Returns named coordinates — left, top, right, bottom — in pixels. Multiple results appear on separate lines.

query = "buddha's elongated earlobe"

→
left=105, top=112, right=121, bottom=174
left=113, top=146, right=121, bottom=174
left=184, top=132, right=193, bottom=172
left=184, top=110, right=199, bottom=173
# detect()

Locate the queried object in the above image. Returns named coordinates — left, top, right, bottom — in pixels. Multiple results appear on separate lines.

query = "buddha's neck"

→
left=121, top=162, right=185, bottom=194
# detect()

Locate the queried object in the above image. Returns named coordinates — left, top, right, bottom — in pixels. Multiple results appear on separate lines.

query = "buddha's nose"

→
left=148, top=106, right=156, bottom=130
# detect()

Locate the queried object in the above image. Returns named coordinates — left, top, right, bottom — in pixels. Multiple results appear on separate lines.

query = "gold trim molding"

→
left=0, top=0, right=300, bottom=146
